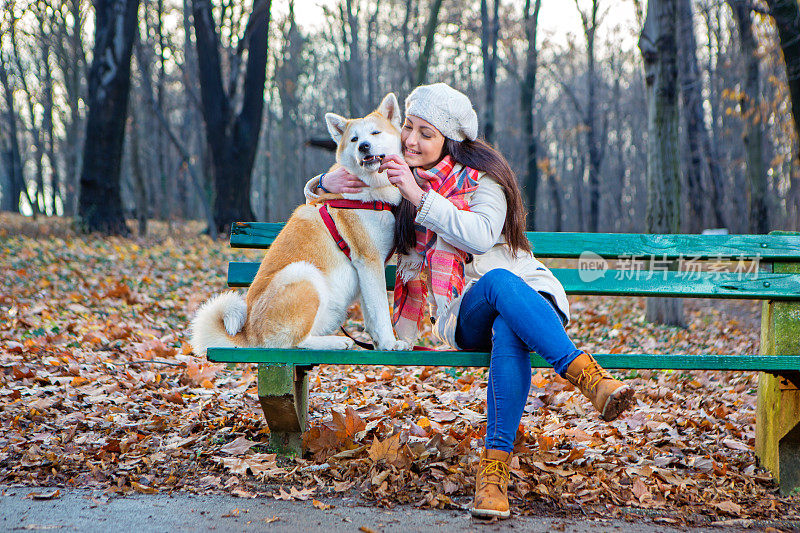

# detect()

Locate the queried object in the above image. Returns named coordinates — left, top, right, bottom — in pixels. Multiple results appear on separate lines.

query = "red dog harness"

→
left=318, top=199, right=394, bottom=260
left=319, top=198, right=432, bottom=352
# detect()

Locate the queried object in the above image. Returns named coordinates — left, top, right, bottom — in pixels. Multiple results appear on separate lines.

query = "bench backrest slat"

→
left=525, top=232, right=800, bottom=260
left=230, top=223, right=283, bottom=249
left=230, top=223, right=800, bottom=261
left=226, top=262, right=800, bottom=300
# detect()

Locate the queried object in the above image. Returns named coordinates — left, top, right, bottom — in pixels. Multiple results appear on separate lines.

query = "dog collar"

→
left=322, top=199, right=395, bottom=211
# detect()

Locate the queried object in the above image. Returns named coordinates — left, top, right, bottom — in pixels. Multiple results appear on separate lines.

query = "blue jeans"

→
left=455, top=268, right=582, bottom=453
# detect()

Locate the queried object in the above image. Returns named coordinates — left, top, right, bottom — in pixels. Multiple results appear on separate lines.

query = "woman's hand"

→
left=379, top=155, right=425, bottom=207
left=319, top=167, right=367, bottom=194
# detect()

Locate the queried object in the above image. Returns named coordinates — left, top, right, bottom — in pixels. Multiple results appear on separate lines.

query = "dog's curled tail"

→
left=190, top=291, right=248, bottom=356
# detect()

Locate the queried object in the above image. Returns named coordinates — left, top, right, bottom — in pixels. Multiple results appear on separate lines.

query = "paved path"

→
left=0, top=486, right=775, bottom=532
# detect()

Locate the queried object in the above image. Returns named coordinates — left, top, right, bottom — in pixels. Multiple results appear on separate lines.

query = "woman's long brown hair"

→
left=395, top=138, right=531, bottom=255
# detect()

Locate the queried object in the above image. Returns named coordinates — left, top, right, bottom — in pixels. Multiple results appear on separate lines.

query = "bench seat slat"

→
left=207, top=348, right=800, bottom=371
left=230, top=223, right=800, bottom=261
left=549, top=269, right=800, bottom=299
left=226, top=262, right=800, bottom=300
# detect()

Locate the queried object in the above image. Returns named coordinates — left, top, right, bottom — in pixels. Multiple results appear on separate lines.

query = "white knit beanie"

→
left=404, top=83, right=478, bottom=142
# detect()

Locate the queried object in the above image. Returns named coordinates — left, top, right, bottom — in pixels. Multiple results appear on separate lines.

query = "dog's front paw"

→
left=337, top=337, right=356, bottom=350
left=382, top=339, right=412, bottom=351
left=298, top=335, right=355, bottom=350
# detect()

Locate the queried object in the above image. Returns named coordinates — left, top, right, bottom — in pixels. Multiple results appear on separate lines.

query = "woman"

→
left=305, top=83, right=634, bottom=519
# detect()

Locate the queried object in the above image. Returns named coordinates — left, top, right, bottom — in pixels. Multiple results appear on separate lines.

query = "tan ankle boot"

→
left=565, top=352, right=633, bottom=421
left=471, top=448, right=511, bottom=519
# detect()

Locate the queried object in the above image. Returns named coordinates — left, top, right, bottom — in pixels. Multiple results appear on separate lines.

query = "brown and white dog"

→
left=190, top=93, right=410, bottom=355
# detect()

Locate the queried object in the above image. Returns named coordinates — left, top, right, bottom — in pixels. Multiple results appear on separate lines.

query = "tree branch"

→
left=543, top=62, right=585, bottom=118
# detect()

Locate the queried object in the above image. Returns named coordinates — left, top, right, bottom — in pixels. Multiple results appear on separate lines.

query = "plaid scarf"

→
left=392, top=156, right=480, bottom=342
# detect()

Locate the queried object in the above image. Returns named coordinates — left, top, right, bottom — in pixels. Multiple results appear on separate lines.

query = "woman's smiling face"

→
left=401, top=115, right=446, bottom=170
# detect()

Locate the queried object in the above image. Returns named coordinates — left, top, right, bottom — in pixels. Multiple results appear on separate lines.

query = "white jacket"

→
left=303, top=166, right=570, bottom=349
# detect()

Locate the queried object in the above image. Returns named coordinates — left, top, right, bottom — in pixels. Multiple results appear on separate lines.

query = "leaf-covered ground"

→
left=1, top=214, right=798, bottom=528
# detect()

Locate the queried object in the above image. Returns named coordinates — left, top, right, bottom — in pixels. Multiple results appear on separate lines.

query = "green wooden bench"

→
left=207, top=223, right=800, bottom=495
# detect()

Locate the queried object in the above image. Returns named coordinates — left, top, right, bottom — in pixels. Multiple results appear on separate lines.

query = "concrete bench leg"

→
left=779, top=408, right=800, bottom=495
left=257, top=363, right=308, bottom=456
left=757, top=370, right=800, bottom=496
left=756, top=250, right=800, bottom=496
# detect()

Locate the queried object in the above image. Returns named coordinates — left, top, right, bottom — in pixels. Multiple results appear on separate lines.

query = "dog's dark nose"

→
left=358, top=141, right=371, bottom=153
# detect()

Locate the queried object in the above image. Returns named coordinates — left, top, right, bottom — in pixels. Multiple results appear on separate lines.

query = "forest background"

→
left=2, top=0, right=800, bottom=238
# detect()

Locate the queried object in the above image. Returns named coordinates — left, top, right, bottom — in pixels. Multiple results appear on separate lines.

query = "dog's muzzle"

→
left=360, top=154, right=385, bottom=167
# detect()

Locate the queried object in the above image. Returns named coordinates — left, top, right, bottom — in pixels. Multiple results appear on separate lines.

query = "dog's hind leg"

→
left=297, top=335, right=355, bottom=350
left=248, top=279, right=320, bottom=347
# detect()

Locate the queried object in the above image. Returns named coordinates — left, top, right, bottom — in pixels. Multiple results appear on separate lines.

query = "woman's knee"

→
left=491, top=315, right=527, bottom=352
left=478, top=268, right=533, bottom=309
left=481, top=268, right=518, bottom=287
left=477, top=269, right=524, bottom=300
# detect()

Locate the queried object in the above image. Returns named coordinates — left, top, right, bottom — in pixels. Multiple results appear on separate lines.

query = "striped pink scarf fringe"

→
left=392, top=156, right=479, bottom=338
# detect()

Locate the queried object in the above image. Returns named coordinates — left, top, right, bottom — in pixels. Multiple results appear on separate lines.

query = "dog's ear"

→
left=325, top=113, right=348, bottom=144
left=378, top=93, right=401, bottom=130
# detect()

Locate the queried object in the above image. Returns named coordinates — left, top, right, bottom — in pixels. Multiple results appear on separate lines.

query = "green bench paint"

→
left=208, top=222, right=800, bottom=495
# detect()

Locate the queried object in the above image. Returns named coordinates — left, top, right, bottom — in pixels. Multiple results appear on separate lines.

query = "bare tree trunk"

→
left=0, top=142, right=12, bottom=212
left=0, top=53, right=24, bottom=213
left=365, top=0, right=381, bottom=105
left=480, top=0, right=500, bottom=144
left=344, top=0, right=364, bottom=117
left=54, top=0, right=87, bottom=217
left=276, top=3, right=305, bottom=220
left=575, top=0, right=603, bottom=232
left=262, top=104, right=273, bottom=221
left=139, top=5, right=164, bottom=221
left=129, top=98, right=148, bottom=236
left=574, top=143, right=586, bottom=231
left=611, top=51, right=625, bottom=230
left=702, top=128, right=727, bottom=229
left=766, top=0, right=800, bottom=143
left=548, top=166, right=563, bottom=232
left=78, top=0, right=140, bottom=235
left=34, top=5, right=62, bottom=216
left=414, top=0, right=443, bottom=86
left=402, top=0, right=415, bottom=90
left=192, top=0, right=271, bottom=234
left=520, top=0, right=542, bottom=229
left=42, top=35, right=61, bottom=216
left=182, top=0, right=211, bottom=228
left=10, top=16, right=45, bottom=215
left=156, top=0, right=170, bottom=224
left=556, top=143, right=569, bottom=231
left=678, top=0, right=705, bottom=232
left=639, top=0, right=684, bottom=326
left=701, top=4, right=727, bottom=229
left=729, top=0, right=768, bottom=234
left=726, top=1, right=768, bottom=233
left=586, top=2, right=601, bottom=233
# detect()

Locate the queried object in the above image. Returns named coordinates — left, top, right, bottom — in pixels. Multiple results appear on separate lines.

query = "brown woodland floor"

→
left=0, top=214, right=798, bottom=527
